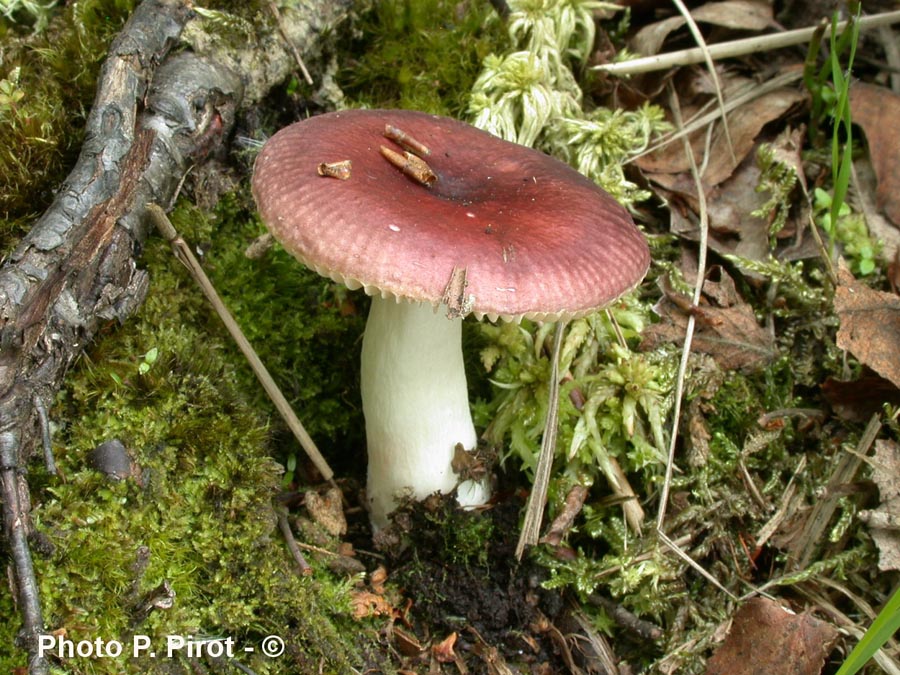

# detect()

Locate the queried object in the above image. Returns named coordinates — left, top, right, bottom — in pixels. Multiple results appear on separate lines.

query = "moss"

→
left=0, top=192, right=371, bottom=673
left=170, top=192, right=368, bottom=466
left=0, top=0, right=136, bottom=244
left=338, top=0, right=508, bottom=116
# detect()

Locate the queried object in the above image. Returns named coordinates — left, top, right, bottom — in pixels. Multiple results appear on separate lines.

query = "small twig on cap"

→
left=147, top=203, right=337, bottom=487
left=383, top=124, right=431, bottom=156
left=317, top=160, right=352, bottom=180
left=441, top=266, right=474, bottom=319
left=379, top=145, right=437, bottom=187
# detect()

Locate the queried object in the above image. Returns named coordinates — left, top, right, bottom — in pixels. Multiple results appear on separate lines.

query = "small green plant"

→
left=753, top=141, right=799, bottom=241
left=137, top=346, right=159, bottom=375
left=467, top=0, right=669, bottom=206
left=835, top=585, right=900, bottom=675
left=812, top=186, right=879, bottom=275
left=803, top=2, right=862, bottom=261
left=0, top=0, right=59, bottom=32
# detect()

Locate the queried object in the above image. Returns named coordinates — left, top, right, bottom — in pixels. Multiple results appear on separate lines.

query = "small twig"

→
left=588, top=593, right=664, bottom=640
left=383, top=124, right=431, bottom=157
left=656, top=84, right=710, bottom=531
left=277, top=512, right=313, bottom=576
left=32, top=394, right=56, bottom=475
left=146, top=203, right=336, bottom=486
left=594, top=10, right=900, bottom=76
left=265, top=0, right=314, bottom=85
left=516, top=320, right=567, bottom=559
left=788, top=412, right=881, bottom=570
left=604, top=307, right=627, bottom=349
left=670, top=0, right=736, bottom=165
left=379, top=145, right=437, bottom=186
left=625, top=69, right=802, bottom=167
left=540, top=483, right=589, bottom=546
left=659, top=530, right=739, bottom=600
left=0, top=431, right=48, bottom=675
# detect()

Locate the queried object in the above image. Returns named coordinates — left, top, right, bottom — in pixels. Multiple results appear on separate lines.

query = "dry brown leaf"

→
left=642, top=266, right=776, bottom=371
left=705, top=597, right=839, bottom=675
left=632, top=0, right=773, bottom=57
left=432, top=632, right=459, bottom=663
left=350, top=590, right=394, bottom=619
left=853, top=158, right=900, bottom=263
left=834, top=262, right=900, bottom=389
left=850, top=82, right=900, bottom=226
left=822, top=374, right=900, bottom=423
left=659, top=151, right=771, bottom=256
left=858, top=439, right=900, bottom=571
left=304, top=485, right=347, bottom=536
left=640, top=86, right=805, bottom=186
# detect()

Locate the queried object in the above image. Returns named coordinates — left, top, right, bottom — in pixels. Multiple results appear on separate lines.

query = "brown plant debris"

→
left=850, top=81, right=900, bottom=225
left=834, top=262, right=900, bottom=389
left=857, top=439, right=900, bottom=571
left=305, top=485, right=347, bottom=537
left=642, top=265, right=776, bottom=371
left=705, top=597, right=839, bottom=675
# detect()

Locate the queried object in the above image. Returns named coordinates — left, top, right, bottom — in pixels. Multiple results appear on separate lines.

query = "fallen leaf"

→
left=393, top=626, right=425, bottom=657
left=350, top=590, right=394, bottom=619
left=432, top=632, right=459, bottom=663
left=822, top=374, right=900, bottom=422
left=632, top=0, right=774, bottom=57
left=857, top=439, right=900, bottom=571
left=640, top=84, right=805, bottom=186
left=850, top=82, right=900, bottom=225
left=705, top=597, right=838, bottom=675
left=305, top=486, right=347, bottom=536
left=852, top=157, right=900, bottom=264
left=834, top=262, right=900, bottom=389
left=642, top=266, right=776, bottom=371
left=677, top=152, right=772, bottom=261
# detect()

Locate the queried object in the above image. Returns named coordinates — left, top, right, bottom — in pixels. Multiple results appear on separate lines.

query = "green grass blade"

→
left=835, top=585, right=900, bottom=675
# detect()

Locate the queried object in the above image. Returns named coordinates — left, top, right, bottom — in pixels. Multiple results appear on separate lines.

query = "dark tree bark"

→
left=0, top=0, right=353, bottom=671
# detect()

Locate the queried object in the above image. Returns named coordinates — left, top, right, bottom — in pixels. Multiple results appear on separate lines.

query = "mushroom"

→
left=252, top=109, right=649, bottom=528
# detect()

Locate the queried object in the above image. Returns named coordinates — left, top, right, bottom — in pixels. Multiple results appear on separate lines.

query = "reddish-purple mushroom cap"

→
left=252, top=109, right=649, bottom=322
left=252, top=109, right=650, bottom=527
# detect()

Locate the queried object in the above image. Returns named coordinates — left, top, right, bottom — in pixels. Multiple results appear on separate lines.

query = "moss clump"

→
left=0, top=192, right=371, bottom=673
left=0, top=0, right=135, bottom=241
left=339, top=0, right=508, bottom=117
left=169, top=193, right=368, bottom=468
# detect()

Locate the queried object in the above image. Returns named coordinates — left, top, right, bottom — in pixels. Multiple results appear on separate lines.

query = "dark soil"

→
left=372, top=492, right=571, bottom=673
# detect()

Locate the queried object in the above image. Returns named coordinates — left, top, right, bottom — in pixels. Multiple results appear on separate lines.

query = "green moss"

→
left=0, top=0, right=135, bottom=243
left=338, top=0, right=508, bottom=116
left=0, top=193, right=371, bottom=672
left=171, top=193, right=368, bottom=464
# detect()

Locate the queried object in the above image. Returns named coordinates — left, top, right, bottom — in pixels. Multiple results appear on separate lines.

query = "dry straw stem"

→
left=516, top=320, right=567, bottom=559
left=653, top=82, right=746, bottom=602
left=594, top=10, right=900, bottom=76
left=625, top=69, right=803, bottom=166
left=670, top=0, right=736, bottom=164
left=655, top=82, right=711, bottom=533
left=147, top=203, right=336, bottom=486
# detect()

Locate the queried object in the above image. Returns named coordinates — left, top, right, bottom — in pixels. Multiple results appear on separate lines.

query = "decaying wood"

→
left=0, top=0, right=353, bottom=671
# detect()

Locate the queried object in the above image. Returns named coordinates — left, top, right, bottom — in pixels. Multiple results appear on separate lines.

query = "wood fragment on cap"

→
left=383, top=123, right=431, bottom=156
left=317, top=159, right=352, bottom=180
left=379, top=145, right=436, bottom=186
left=442, top=266, right=474, bottom=318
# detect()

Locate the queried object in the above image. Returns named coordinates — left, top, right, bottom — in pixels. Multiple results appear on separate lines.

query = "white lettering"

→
left=133, top=634, right=152, bottom=657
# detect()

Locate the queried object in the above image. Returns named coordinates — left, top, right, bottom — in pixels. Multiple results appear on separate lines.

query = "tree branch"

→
left=0, top=0, right=353, bottom=670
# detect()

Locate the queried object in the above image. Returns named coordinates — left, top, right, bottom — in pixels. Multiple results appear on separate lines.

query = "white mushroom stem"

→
left=361, top=296, right=490, bottom=528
